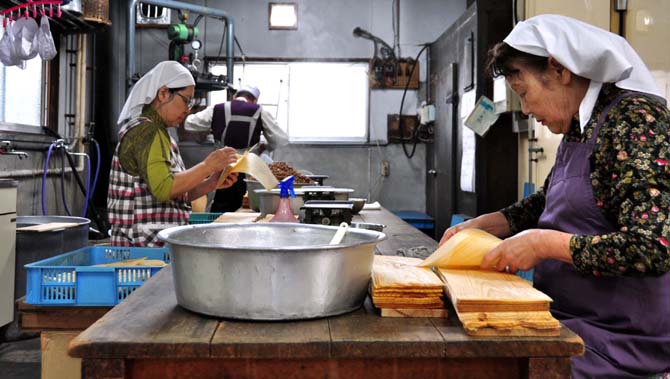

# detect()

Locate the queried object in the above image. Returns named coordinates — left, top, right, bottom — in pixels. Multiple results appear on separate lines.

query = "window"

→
left=268, top=3, right=298, bottom=30
left=0, top=27, right=44, bottom=131
left=0, top=58, right=44, bottom=130
left=209, top=61, right=369, bottom=143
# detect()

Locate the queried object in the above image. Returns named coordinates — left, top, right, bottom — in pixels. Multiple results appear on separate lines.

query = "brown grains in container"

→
left=268, top=162, right=314, bottom=184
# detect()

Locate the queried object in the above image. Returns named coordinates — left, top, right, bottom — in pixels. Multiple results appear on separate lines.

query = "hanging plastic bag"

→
left=0, top=23, right=26, bottom=68
left=35, top=16, right=56, bottom=60
left=12, top=17, right=39, bottom=61
left=0, top=24, right=16, bottom=66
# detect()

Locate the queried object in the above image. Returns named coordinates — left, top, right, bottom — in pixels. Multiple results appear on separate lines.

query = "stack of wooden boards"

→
left=370, top=229, right=560, bottom=336
left=370, top=255, right=448, bottom=318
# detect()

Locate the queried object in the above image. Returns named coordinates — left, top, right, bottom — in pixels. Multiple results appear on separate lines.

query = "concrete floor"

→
left=0, top=337, right=40, bottom=379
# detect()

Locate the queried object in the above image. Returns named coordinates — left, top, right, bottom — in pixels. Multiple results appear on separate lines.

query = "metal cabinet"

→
left=0, top=181, right=17, bottom=327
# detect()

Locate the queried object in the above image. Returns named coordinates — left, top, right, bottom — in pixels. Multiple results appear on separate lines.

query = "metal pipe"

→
left=425, top=44, right=431, bottom=103
left=127, top=0, right=235, bottom=91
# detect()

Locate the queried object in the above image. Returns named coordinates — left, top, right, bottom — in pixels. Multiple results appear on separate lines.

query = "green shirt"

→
left=118, top=107, right=175, bottom=202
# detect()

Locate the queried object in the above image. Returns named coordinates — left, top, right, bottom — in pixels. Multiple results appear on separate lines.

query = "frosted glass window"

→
left=287, top=63, right=368, bottom=142
left=209, top=62, right=369, bottom=143
left=0, top=29, right=43, bottom=128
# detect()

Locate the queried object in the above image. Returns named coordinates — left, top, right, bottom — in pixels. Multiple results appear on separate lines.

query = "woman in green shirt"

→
left=108, top=61, right=238, bottom=247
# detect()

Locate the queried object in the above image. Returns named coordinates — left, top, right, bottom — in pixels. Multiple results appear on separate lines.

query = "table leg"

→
left=82, top=359, right=126, bottom=379
left=527, top=357, right=572, bottom=379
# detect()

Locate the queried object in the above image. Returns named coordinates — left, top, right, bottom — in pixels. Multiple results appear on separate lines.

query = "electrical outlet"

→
left=381, top=160, right=390, bottom=177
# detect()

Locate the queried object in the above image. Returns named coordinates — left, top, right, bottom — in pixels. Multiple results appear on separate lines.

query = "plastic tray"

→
left=188, top=212, right=224, bottom=224
left=24, top=246, right=170, bottom=306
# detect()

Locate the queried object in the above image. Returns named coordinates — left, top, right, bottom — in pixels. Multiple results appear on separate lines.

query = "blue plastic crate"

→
left=24, top=246, right=170, bottom=306
left=393, top=211, right=435, bottom=230
left=188, top=212, right=224, bottom=224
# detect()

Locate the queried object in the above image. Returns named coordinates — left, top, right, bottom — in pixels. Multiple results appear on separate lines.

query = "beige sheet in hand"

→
left=216, top=151, right=279, bottom=190
left=419, top=228, right=502, bottom=269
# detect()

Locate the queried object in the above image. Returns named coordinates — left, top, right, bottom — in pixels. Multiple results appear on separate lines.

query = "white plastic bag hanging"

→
left=12, top=17, right=39, bottom=61
left=0, top=22, right=26, bottom=68
left=35, top=16, right=56, bottom=60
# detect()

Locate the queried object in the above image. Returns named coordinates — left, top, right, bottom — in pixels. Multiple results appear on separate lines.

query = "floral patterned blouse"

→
left=501, top=83, right=670, bottom=277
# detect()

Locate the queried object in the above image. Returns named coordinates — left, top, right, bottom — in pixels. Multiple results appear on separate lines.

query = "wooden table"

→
left=69, top=209, right=584, bottom=379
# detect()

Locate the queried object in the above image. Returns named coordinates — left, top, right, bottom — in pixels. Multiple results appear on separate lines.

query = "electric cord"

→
left=399, top=44, right=429, bottom=159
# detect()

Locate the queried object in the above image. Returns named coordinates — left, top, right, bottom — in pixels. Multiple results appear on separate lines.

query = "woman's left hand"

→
left=480, top=229, right=572, bottom=273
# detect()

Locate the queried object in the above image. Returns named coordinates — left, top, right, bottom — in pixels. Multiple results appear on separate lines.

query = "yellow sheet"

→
left=419, top=228, right=502, bottom=269
left=216, top=151, right=279, bottom=190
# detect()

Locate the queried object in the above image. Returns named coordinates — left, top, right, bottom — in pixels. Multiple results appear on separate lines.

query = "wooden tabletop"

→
left=69, top=209, right=583, bottom=363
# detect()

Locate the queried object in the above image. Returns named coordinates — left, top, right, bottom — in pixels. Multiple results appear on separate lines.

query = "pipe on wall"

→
left=126, top=0, right=235, bottom=91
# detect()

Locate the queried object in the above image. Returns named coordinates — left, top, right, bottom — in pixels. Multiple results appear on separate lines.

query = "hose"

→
left=42, top=141, right=91, bottom=218
left=60, top=148, right=72, bottom=216
left=89, top=138, right=101, bottom=200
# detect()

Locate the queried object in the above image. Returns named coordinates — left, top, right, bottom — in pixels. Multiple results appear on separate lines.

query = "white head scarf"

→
left=117, top=61, right=195, bottom=126
left=504, top=14, right=663, bottom=100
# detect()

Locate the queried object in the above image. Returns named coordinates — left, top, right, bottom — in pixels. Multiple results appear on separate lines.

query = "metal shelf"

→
left=0, top=0, right=110, bottom=33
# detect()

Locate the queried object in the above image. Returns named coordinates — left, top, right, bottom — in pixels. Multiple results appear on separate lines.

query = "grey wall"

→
left=0, top=134, right=86, bottom=217
left=132, top=0, right=466, bottom=212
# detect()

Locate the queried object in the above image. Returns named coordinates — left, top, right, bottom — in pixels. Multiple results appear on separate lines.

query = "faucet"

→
left=0, top=141, right=29, bottom=160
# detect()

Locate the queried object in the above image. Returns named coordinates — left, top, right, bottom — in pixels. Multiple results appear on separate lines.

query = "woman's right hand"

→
left=438, top=211, right=511, bottom=247
left=204, top=147, right=239, bottom=172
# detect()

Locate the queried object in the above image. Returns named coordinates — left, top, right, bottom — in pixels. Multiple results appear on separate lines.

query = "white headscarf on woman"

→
left=117, top=61, right=195, bottom=126
left=504, top=14, right=664, bottom=131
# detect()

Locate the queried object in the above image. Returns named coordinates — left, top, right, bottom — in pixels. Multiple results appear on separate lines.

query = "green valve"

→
left=168, top=24, right=199, bottom=42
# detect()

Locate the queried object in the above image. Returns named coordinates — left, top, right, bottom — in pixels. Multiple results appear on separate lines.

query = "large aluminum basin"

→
left=158, top=223, right=386, bottom=320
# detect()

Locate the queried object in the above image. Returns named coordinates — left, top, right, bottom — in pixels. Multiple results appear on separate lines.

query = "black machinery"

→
left=167, top=11, right=227, bottom=92
left=300, top=201, right=354, bottom=226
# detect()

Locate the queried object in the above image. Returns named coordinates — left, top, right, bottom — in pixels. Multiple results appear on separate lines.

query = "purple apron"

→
left=536, top=92, right=670, bottom=378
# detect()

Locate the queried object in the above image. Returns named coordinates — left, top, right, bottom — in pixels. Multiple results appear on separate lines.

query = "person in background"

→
left=109, top=61, right=239, bottom=247
left=440, top=15, right=670, bottom=378
left=185, top=84, right=288, bottom=212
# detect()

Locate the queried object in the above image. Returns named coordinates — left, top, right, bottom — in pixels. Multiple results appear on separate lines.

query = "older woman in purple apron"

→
left=440, top=15, right=670, bottom=378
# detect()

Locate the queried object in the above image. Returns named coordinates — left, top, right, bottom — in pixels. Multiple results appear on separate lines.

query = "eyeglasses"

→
left=174, top=92, right=196, bottom=109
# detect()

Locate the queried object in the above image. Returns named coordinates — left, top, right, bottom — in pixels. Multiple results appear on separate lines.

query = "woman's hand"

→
left=439, top=212, right=511, bottom=247
left=217, top=172, right=238, bottom=189
left=204, top=147, right=239, bottom=172
left=480, top=229, right=573, bottom=273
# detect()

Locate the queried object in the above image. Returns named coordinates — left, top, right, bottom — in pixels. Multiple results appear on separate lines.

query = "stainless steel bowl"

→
left=158, top=223, right=386, bottom=320
left=255, top=189, right=305, bottom=215
left=246, top=179, right=314, bottom=212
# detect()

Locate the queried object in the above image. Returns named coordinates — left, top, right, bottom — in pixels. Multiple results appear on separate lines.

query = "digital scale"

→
left=300, top=201, right=354, bottom=226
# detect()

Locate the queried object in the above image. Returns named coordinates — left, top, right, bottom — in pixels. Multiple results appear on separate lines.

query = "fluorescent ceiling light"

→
left=269, top=3, right=298, bottom=30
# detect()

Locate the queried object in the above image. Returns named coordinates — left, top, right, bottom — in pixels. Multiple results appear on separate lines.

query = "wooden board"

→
left=457, top=310, right=560, bottom=337
left=17, top=222, right=80, bottom=232
left=17, top=297, right=110, bottom=332
left=438, top=269, right=552, bottom=313
left=214, top=212, right=263, bottom=224
left=380, top=308, right=448, bottom=318
left=42, top=331, right=82, bottom=379
left=69, top=267, right=219, bottom=359
left=371, top=255, right=443, bottom=290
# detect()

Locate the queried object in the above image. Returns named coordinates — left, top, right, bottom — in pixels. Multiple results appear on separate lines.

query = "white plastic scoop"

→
left=328, top=222, right=349, bottom=245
